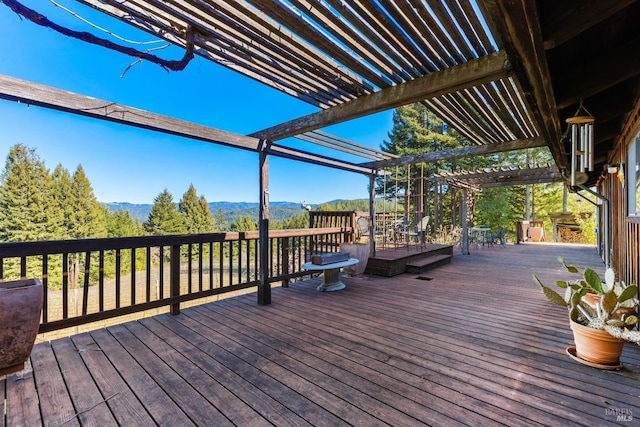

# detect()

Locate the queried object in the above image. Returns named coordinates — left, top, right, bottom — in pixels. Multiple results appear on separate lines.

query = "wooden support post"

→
left=170, top=244, right=180, bottom=315
left=461, top=188, right=470, bottom=255
left=369, top=173, right=376, bottom=256
left=258, top=149, right=271, bottom=305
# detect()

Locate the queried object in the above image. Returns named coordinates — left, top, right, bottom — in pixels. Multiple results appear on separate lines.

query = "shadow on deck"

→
left=3, top=242, right=640, bottom=426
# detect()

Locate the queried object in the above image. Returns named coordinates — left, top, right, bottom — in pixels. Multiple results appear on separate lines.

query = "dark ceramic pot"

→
left=0, top=278, right=43, bottom=376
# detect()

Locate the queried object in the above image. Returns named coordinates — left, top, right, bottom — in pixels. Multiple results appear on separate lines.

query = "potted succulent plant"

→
left=534, top=258, right=639, bottom=368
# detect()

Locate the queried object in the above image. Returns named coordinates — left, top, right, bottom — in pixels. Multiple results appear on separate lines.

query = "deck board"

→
left=109, top=323, right=232, bottom=427
left=30, top=342, right=79, bottom=427
left=51, top=337, right=117, bottom=426
left=3, top=242, right=640, bottom=426
left=5, top=368, right=41, bottom=427
left=198, top=302, right=466, bottom=426
left=169, top=311, right=342, bottom=426
left=89, top=328, right=195, bottom=427
left=145, top=315, right=313, bottom=427
left=69, top=332, right=156, bottom=426
left=132, top=318, right=273, bottom=427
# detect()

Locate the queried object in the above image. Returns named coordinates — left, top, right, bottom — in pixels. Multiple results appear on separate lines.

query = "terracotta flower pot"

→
left=612, top=307, right=637, bottom=328
left=0, top=278, right=43, bottom=376
left=570, top=320, right=625, bottom=365
left=339, top=242, right=370, bottom=277
left=582, top=293, right=600, bottom=311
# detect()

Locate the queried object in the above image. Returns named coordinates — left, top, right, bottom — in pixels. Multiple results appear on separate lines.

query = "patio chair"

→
left=408, top=215, right=430, bottom=248
left=356, top=216, right=377, bottom=243
left=487, top=227, right=507, bottom=247
left=356, top=216, right=370, bottom=238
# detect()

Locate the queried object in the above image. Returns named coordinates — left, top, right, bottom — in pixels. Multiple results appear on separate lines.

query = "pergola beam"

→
left=481, top=1, right=566, bottom=170
left=361, top=136, right=545, bottom=169
left=250, top=51, right=510, bottom=141
left=0, top=74, right=373, bottom=175
left=437, top=166, right=563, bottom=188
left=0, top=74, right=259, bottom=151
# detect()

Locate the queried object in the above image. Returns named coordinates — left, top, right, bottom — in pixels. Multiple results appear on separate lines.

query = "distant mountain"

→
left=103, top=201, right=312, bottom=223
left=104, top=202, right=152, bottom=221
left=208, top=201, right=310, bottom=223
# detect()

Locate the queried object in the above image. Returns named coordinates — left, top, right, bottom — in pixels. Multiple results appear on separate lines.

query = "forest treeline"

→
left=0, top=143, right=336, bottom=244
left=0, top=103, right=595, bottom=245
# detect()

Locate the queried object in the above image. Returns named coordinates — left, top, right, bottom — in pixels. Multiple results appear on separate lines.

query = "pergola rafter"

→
left=434, top=165, right=563, bottom=188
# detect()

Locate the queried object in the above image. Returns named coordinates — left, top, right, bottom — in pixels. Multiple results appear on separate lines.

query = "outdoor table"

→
left=301, top=258, right=359, bottom=292
left=470, top=227, right=491, bottom=246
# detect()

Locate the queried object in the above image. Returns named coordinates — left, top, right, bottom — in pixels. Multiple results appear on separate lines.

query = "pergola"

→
left=1, top=0, right=639, bottom=302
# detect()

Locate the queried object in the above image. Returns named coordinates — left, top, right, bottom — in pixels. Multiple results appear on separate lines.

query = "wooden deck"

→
left=3, top=243, right=640, bottom=426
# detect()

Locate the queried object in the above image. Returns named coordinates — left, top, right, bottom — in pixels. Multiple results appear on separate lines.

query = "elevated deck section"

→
left=365, top=244, right=453, bottom=276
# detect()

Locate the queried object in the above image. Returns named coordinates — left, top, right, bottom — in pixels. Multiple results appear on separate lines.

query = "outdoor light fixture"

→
left=606, top=163, right=625, bottom=186
left=618, top=163, right=625, bottom=187
left=567, top=101, right=595, bottom=186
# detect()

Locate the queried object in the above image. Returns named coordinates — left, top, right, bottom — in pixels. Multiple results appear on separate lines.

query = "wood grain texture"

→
left=9, top=243, right=640, bottom=426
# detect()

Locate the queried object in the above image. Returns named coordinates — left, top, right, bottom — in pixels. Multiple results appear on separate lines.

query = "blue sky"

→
left=0, top=1, right=393, bottom=205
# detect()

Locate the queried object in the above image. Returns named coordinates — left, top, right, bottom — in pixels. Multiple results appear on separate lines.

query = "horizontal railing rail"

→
left=0, top=227, right=352, bottom=333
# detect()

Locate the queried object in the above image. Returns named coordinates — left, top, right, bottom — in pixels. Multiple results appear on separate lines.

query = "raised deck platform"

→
left=365, top=244, right=453, bottom=276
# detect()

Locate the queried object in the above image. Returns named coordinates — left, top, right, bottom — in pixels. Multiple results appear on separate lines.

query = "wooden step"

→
left=365, top=244, right=454, bottom=277
left=405, top=254, right=452, bottom=273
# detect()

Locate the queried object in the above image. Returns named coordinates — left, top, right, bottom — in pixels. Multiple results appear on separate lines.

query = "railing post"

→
left=282, top=237, right=290, bottom=288
left=170, top=244, right=181, bottom=315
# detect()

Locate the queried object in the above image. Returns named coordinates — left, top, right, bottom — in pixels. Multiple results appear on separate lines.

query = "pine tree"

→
left=106, top=209, right=145, bottom=237
left=144, top=189, right=186, bottom=235
left=179, top=184, right=214, bottom=234
left=51, top=165, right=74, bottom=239
left=0, top=144, right=64, bottom=281
left=214, top=208, right=229, bottom=231
left=379, top=104, right=469, bottom=230
left=198, top=195, right=215, bottom=231
left=231, top=215, right=257, bottom=231
left=69, top=165, right=106, bottom=239
left=0, top=144, right=62, bottom=242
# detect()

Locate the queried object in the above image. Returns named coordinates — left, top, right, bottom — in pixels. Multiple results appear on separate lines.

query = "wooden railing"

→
left=0, top=227, right=351, bottom=333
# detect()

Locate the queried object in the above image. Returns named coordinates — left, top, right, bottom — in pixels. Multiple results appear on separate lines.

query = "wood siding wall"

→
left=602, top=103, right=640, bottom=287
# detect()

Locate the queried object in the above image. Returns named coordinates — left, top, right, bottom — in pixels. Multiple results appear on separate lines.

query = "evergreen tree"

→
left=51, top=165, right=74, bottom=239
left=144, top=189, right=186, bottom=235
left=103, top=206, right=147, bottom=282
left=179, top=184, right=214, bottom=233
left=231, top=215, right=257, bottom=231
left=214, top=208, right=229, bottom=231
left=272, top=212, right=309, bottom=229
left=68, top=165, right=106, bottom=238
left=0, top=144, right=62, bottom=242
left=379, top=104, right=470, bottom=230
left=106, top=208, right=145, bottom=237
